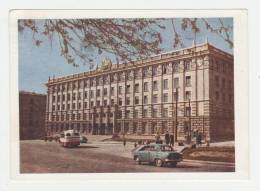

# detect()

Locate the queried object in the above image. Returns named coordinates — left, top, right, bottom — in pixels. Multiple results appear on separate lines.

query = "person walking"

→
left=123, top=138, right=126, bottom=147
left=165, top=131, right=170, bottom=145
left=170, top=134, right=174, bottom=147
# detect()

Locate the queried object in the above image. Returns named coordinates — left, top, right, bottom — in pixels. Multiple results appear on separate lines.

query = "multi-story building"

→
left=19, top=91, right=46, bottom=140
left=45, top=42, right=234, bottom=142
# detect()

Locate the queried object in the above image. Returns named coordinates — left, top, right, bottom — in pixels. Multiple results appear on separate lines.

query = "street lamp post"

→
left=174, top=88, right=178, bottom=142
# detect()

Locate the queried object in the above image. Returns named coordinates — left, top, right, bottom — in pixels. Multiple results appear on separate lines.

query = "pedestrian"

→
left=170, top=134, right=174, bottom=147
left=155, top=132, right=161, bottom=144
left=123, top=139, right=126, bottom=147
left=196, top=132, right=202, bottom=147
left=134, top=142, right=137, bottom=148
left=165, top=131, right=170, bottom=145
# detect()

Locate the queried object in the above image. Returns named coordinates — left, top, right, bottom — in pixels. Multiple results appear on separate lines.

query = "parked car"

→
left=59, top=130, right=80, bottom=147
left=80, top=135, right=88, bottom=143
left=132, top=144, right=183, bottom=167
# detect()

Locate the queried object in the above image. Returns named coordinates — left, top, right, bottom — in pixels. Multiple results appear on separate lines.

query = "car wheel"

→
left=171, top=162, right=177, bottom=167
left=155, top=159, right=163, bottom=167
left=135, top=156, right=141, bottom=165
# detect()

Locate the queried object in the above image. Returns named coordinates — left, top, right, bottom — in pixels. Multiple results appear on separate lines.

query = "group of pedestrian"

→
left=164, top=131, right=174, bottom=147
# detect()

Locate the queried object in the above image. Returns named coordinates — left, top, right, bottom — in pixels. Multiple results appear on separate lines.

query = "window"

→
left=72, top=93, right=76, bottom=100
left=173, top=62, right=178, bottom=72
left=90, top=90, right=94, bottom=98
left=111, top=99, right=114, bottom=106
left=143, top=109, right=148, bottom=117
left=90, top=101, right=94, bottom=108
left=97, top=100, right=101, bottom=106
left=72, top=103, right=76, bottom=109
left=135, top=84, right=139, bottom=93
left=77, top=102, right=81, bottom=109
left=103, top=88, right=108, bottom=96
left=163, top=108, right=168, bottom=118
left=135, top=96, right=139, bottom=105
left=84, top=102, right=88, bottom=109
left=153, top=66, right=158, bottom=76
left=163, top=93, right=168, bottom=102
left=119, top=86, right=123, bottom=95
left=67, top=94, right=71, bottom=101
left=174, top=78, right=179, bottom=88
left=97, top=89, right=101, bottom=97
left=126, top=97, right=130, bottom=105
left=184, top=60, right=191, bottom=70
left=163, top=79, right=168, bottom=89
left=62, top=94, right=65, bottom=100
left=84, top=91, right=88, bottom=99
left=153, top=94, right=158, bottom=103
left=67, top=104, right=70, bottom=110
left=126, top=110, right=130, bottom=118
left=62, top=104, right=65, bottom=110
left=153, top=81, right=158, bottom=91
left=222, top=93, right=226, bottom=103
left=163, top=65, right=167, bottom=74
left=153, top=108, right=158, bottom=118
left=126, top=85, right=131, bottom=94
left=134, top=110, right=138, bottom=118
left=143, top=95, right=148, bottom=104
left=143, top=67, right=148, bottom=77
left=144, top=82, right=148, bottom=92
left=57, top=104, right=60, bottom=110
left=78, top=93, right=81, bottom=100
left=104, top=99, right=107, bottom=106
left=185, top=76, right=191, bottom=87
left=111, top=87, right=115, bottom=96
left=119, top=98, right=123, bottom=106
left=185, top=91, right=191, bottom=101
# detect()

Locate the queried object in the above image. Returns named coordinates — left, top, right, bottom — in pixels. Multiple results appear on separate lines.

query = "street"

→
left=20, top=140, right=235, bottom=173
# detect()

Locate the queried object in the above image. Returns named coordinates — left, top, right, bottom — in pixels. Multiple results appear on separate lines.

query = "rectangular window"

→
left=78, top=93, right=81, bottom=100
left=215, top=76, right=219, bottom=87
left=174, top=78, right=179, bottom=88
left=84, top=102, right=87, bottom=109
left=143, top=109, right=148, bottom=117
left=78, top=103, right=81, bottom=109
left=111, top=99, right=114, bottom=106
left=104, top=99, right=107, bottom=106
left=103, top=88, right=108, bottom=96
left=153, top=81, right=158, bottom=91
left=185, top=91, right=191, bottom=101
left=222, top=78, right=225, bottom=89
left=143, top=95, right=148, bottom=104
left=185, top=76, right=191, bottom=87
left=185, top=60, right=191, bottom=70
left=126, top=110, right=130, bottom=119
left=119, top=98, right=123, bottom=106
left=163, top=108, right=168, bottom=117
left=84, top=91, right=88, bottom=99
left=73, top=93, right=76, bottom=100
left=119, top=86, right=123, bottom=95
left=163, top=93, right=168, bottom=102
left=126, top=97, right=130, bottom=105
left=97, top=89, right=101, bottom=97
left=135, top=96, right=139, bottom=105
left=90, top=90, right=94, bottom=98
left=111, top=87, right=115, bottom=96
left=97, top=100, right=101, bottom=106
left=72, top=103, right=76, bottom=109
left=135, top=84, right=139, bottom=93
left=153, top=94, right=158, bottom=103
left=67, top=104, right=70, bottom=110
left=67, top=94, right=71, bottom=101
left=126, top=85, right=131, bottom=94
left=144, top=82, right=148, bottom=92
left=185, top=107, right=191, bottom=116
left=215, top=91, right=219, bottom=101
left=163, top=79, right=168, bottom=89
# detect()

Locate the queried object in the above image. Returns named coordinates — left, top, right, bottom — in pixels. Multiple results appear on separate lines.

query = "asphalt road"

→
left=20, top=140, right=235, bottom=173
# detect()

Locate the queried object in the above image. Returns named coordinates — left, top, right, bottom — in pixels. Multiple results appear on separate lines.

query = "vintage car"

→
left=59, top=130, right=80, bottom=147
left=132, top=144, right=183, bottom=167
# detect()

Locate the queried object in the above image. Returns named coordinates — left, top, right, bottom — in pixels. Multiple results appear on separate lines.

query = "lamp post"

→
left=174, top=88, right=179, bottom=142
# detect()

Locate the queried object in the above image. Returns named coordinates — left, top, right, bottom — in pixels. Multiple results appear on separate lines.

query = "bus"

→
left=59, top=130, right=80, bottom=147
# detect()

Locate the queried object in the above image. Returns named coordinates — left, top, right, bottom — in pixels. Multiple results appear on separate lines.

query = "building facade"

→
left=19, top=91, right=46, bottom=140
left=45, top=42, right=234, bottom=142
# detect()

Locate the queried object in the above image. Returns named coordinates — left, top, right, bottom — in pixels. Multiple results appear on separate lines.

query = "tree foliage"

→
left=18, top=18, right=233, bottom=68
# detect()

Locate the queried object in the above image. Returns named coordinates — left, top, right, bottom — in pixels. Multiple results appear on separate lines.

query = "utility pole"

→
left=174, top=88, right=178, bottom=142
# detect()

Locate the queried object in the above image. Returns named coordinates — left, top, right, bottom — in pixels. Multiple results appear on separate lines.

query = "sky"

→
left=18, top=18, right=233, bottom=94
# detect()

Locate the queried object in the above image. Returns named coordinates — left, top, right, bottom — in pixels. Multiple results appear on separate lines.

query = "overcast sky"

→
left=18, top=18, right=233, bottom=94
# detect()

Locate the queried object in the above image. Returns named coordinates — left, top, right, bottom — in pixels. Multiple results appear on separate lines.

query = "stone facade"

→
left=45, top=42, right=234, bottom=142
left=19, top=91, right=46, bottom=140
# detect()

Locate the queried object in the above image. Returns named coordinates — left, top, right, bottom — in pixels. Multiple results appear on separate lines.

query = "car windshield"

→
left=161, top=145, right=173, bottom=151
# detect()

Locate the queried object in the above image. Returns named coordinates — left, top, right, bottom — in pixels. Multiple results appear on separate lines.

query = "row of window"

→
left=51, top=77, right=191, bottom=102
left=215, top=91, right=233, bottom=103
left=215, top=76, right=232, bottom=89
left=51, top=91, right=191, bottom=111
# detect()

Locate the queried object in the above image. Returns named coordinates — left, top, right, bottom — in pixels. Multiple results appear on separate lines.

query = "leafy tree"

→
left=18, top=18, right=233, bottom=68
